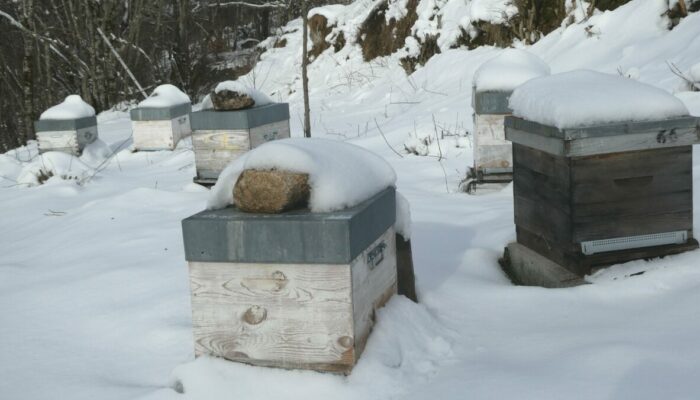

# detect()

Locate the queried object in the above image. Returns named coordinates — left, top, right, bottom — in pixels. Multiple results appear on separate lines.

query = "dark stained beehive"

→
left=506, top=116, right=700, bottom=276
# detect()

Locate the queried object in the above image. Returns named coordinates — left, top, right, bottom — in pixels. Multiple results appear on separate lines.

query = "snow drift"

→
left=472, top=49, right=550, bottom=91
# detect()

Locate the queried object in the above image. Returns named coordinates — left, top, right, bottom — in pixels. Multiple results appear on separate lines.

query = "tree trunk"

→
left=301, top=0, right=311, bottom=138
left=20, top=0, right=36, bottom=142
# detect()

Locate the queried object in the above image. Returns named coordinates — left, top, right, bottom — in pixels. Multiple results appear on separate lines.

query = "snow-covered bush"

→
left=16, top=152, right=93, bottom=187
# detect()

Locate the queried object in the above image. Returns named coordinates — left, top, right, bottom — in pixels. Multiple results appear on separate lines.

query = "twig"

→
left=80, top=135, right=133, bottom=184
left=97, top=28, right=148, bottom=99
left=667, top=60, right=699, bottom=90
left=374, top=119, right=403, bottom=158
left=432, top=114, right=444, bottom=162
left=431, top=115, right=449, bottom=192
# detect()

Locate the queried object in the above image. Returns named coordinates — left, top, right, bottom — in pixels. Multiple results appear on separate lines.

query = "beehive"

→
left=34, top=116, right=98, bottom=156
left=130, top=103, right=192, bottom=150
left=190, top=103, right=290, bottom=185
left=181, top=187, right=397, bottom=373
left=471, top=89, right=513, bottom=184
left=505, top=115, right=700, bottom=277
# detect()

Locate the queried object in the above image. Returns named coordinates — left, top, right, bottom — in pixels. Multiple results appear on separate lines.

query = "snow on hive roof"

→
left=207, top=138, right=397, bottom=213
left=472, top=49, right=550, bottom=92
left=39, top=95, right=95, bottom=120
left=509, top=70, right=690, bottom=129
left=138, top=84, right=191, bottom=108
left=214, top=80, right=272, bottom=107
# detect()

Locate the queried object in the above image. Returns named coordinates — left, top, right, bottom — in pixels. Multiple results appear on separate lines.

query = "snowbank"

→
left=208, top=138, right=396, bottom=213
left=469, top=0, right=518, bottom=24
left=138, top=84, right=191, bottom=108
left=214, top=81, right=272, bottom=107
left=39, top=95, right=96, bottom=120
left=689, top=63, right=700, bottom=85
left=472, top=49, right=550, bottom=92
left=16, top=152, right=92, bottom=186
left=509, top=70, right=690, bottom=128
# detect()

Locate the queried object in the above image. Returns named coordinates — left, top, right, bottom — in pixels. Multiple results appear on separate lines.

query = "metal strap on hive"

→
left=581, top=231, right=687, bottom=255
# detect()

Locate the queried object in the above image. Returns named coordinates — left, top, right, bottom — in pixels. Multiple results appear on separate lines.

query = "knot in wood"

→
left=243, top=305, right=267, bottom=325
left=337, top=335, right=354, bottom=349
left=271, top=271, right=288, bottom=291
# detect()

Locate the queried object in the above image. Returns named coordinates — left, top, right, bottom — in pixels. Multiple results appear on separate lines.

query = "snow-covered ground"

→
left=2, top=1, right=700, bottom=399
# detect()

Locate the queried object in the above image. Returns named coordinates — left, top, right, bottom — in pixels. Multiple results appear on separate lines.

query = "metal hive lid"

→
left=181, top=186, right=396, bottom=264
left=505, top=115, right=700, bottom=157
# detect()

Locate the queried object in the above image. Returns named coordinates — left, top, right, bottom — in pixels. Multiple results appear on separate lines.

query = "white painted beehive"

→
left=472, top=90, right=513, bottom=175
left=130, top=104, right=192, bottom=151
left=471, top=50, right=550, bottom=182
left=181, top=188, right=397, bottom=373
left=34, top=117, right=98, bottom=156
left=190, top=103, right=290, bottom=185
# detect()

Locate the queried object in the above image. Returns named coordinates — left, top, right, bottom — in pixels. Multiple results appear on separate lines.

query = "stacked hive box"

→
left=506, top=116, right=700, bottom=279
left=471, top=89, right=513, bottom=186
left=502, top=71, right=700, bottom=286
left=181, top=187, right=397, bottom=373
left=130, top=103, right=192, bottom=150
left=190, top=103, right=290, bottom=185
left=34, top=116, right=98, bottom=156
left=466, top=50, right=550, bottom=192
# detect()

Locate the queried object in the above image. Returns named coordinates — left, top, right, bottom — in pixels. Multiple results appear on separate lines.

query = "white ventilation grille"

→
left=581, top=231, right=687, bottom=255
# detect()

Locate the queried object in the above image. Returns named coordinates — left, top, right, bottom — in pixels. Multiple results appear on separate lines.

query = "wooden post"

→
left=301, top=0, right=311, bottom=138
left=395, top=233, right=418, bottom=302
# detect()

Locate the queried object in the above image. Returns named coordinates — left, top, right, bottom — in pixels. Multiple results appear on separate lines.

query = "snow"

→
left=395, top=191, right=411, bottom=239
left=689, top=63, right=700, bottom=83
left=207, top=138, right=397, bottom=213
left=138, top=84, right=191, bottom=108
left=385, top=0, right=410, bottom=23
left=509, top=70, right=690, bottom=128
left=308, top=4, right=346, bottom=26
left=16, top=151, right=93, bottom=187
left=2, top=1, right=700, bottom=400
left=469, top=0, right=518, bottom=24
left=39, top=95, right=96, bottom=120
left=213, top=80, right=272, bottom=107
left=677, top=92, right=700, bottom=116
left=472, top=49, right=550, bottom=92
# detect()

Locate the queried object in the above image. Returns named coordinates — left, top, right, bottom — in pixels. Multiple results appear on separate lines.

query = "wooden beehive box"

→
left=181, top=187, right=397, bottom=373
left=130, top=103, right=192, bottom=150
left=190, top=103, right=290, bottom=185
left=472, top=89, right=513, bottom=180
left=34, top=116, right=98, bottom=156
left=505, top=115, right=700, bottom=276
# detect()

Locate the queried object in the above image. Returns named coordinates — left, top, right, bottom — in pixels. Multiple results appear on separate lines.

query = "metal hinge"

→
left=367, top=241, right=387, bottom=269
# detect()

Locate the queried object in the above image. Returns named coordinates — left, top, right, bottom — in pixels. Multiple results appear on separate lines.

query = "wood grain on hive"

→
left=130, top=103, right=192, bottom=151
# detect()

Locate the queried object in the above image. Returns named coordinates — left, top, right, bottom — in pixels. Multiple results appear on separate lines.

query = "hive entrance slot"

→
left=581, top=231, right=687, bottom=255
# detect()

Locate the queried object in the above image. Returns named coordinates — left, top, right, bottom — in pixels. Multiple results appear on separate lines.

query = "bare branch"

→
left=374, top=118, right=404, bottom=158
